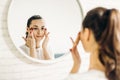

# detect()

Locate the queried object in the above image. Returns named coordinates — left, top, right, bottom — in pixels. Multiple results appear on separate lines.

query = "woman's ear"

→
left=84, top=28, right=91, bottom=41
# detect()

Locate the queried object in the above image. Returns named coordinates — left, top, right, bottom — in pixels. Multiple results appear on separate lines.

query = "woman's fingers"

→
left=27, top=28, right=34, bottom=38
left=70, top=37, right=75, bottom=44
left=31, top=30, right=34, bottom=38
left=70, top=32, right=80, bottom=48
left=44, top=28, right=47, bottom=35
left=75, top=32, right=81, bottom=46
left=44, top=28, right=50, bottom=37
left=22, top=37, right=27, bottom=41
left=46, top=32, right=50, bottom=37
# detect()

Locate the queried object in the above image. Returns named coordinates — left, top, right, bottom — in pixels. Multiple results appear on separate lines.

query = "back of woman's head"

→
left=82, top=7, right=120, bottom=80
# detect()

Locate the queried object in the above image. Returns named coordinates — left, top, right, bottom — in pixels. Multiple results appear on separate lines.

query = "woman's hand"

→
left=70, top=32, right=81, bottom=73
left=42, top=29, right=51, bottom=60
left=22, top=29, right=37, bottom=58
left=42, top=29, right=50, bottom=49
left=23, top=29, right=36, bottom=48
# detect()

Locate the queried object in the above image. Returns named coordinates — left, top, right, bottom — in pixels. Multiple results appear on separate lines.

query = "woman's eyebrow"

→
left=33, top=25, right=45, bottom=28
left=41, top=26, right=45, bottom=28
left=33, top=25, right=38, bottom=27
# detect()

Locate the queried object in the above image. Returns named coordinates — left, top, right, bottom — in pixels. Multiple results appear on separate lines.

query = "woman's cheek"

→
left=33, top=31, right=37, bottom=35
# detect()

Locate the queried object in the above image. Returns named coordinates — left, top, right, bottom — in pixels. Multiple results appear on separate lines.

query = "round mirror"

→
left=7, top=0, right=83, bottom=63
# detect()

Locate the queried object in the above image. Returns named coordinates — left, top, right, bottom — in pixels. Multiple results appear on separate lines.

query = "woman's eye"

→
left=33, top=28, right=38, bottom=30
left=41, top=27, right=44, bottom=30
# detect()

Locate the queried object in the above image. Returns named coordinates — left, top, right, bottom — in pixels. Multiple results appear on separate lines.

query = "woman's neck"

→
left=89, top=49, right=105, bottom=72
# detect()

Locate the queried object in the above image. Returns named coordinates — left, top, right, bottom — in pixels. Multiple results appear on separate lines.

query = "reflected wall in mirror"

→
left=8, top=0, right=83, bottom=63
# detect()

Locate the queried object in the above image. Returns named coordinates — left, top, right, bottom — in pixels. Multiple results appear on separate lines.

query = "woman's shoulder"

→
left=65, top=69, right=107, bottom=80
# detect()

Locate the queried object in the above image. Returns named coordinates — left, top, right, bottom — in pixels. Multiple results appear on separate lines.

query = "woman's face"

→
left=28, top=19, right=45, bottom=41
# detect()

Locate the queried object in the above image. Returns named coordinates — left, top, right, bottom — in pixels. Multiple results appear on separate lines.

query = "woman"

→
left=20, top=15, right=54, bottom=60
left=68, top=7, right=120, bottom=80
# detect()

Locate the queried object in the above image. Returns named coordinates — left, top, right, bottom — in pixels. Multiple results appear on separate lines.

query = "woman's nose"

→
left=37, top=29, right=41, bottom=34
left=37, top=29, right=44, bottom=35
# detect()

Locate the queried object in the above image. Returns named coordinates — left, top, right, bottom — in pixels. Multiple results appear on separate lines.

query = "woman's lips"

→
left=36, top=36, right=43, bottom=37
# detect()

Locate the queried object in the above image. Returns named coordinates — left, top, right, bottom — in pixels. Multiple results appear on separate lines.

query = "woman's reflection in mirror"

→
left=67, top=7, right=120, bottom=80
left=20, top=15, right=54, bottom=60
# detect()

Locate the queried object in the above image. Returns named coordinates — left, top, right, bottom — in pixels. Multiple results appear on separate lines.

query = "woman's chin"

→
left=36, top=37, right=43, bottom=41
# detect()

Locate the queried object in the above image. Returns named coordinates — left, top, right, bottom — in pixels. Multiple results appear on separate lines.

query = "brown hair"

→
left=82, top=7, right=120, bottom=80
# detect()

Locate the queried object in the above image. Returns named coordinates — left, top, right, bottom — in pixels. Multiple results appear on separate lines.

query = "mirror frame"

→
left=7, top=0, right=84, bottom=64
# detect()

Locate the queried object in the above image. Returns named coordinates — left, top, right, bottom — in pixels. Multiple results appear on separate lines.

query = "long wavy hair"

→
left=82, top=7, right=120, bottom=80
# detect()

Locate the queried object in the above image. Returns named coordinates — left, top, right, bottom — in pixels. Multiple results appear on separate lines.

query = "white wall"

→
left=0, top=0, right=120, bottom=80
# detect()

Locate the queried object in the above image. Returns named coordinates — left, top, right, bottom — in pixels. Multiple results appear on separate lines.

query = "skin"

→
left=23, top=19, right=51, bottom=60
left=70, top=28, right=105, bottom=73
